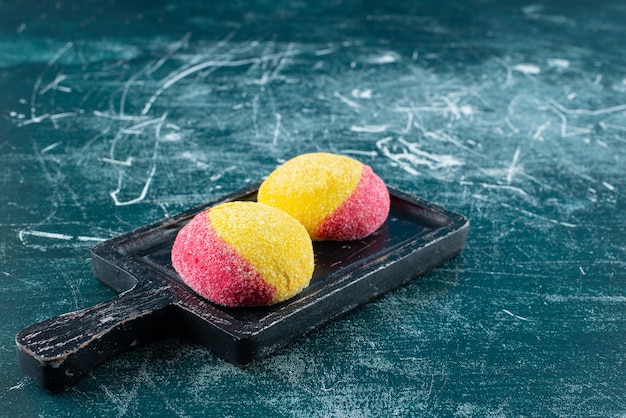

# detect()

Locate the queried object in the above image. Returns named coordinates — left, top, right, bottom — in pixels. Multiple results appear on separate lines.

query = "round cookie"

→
left=171, top=201, right=314, bottom=307
left=258, top=152, right=390, bottom=241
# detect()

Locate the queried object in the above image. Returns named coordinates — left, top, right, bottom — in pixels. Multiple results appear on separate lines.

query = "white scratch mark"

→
left=506, top=147, right=521, bottom=184
left=209, top=166, right=237, bottom=182
left=102, top=157, right=133, bottom=166
left=602, top=181, right=616, bottom=191
left=160, top=132, right=181, bottom=142
left=471, top=193, right=489, bottom=201
left=19, top=230, right=73, bottom=241
left=252, top=95, right=260, bottom=138
left=110, top=165, right=157, bottom=206
left=376, top=136, right=464, bottom=176
left=461, top=181, right=529, bottom=197
left=142, top=62, right=216, bottom=115
left=16, top=111, right=78, bottom=128
left=402, top=111, right=413, bottom=133
left=504, top=117, right=520, bottom=133
left=440, top=95, right=462, bottom=120
left=366, top=51, right=401, bottom=64
left=541, top=99, right=593, bottom=138
left=513, top=63, right=541, bottom=75
left=333, top=92, right=361, bottom=111
left=9, top=379, right=28, bottom=391
left=50, top=112, right=78, bottom=120
left=395, top=105, right=451, bottom=114
left=546, top=294, right=626, bottom=303
left=579, top=266, right=586, bottom=275
left=93, top=110, right=151, bottom=121
left=459, top=105, right=473, bottom=117
left=120, top=116, right=166, bottom=133
left=350, top=125, right=389, bottom=133
left=273, top=112, right=281, bottom=146
left=398, top=137, right=465, bottom=169
left=109, top=113, right=166, bottom=206
left=38, top=74, right=69, bottom=95
left=340, top=150, right=378, bottom=157
left=351, top=88, right=372, bottom=99
left=522, top=4, right=544, bottom=14
left=41, top=142, right=62, bottom=153
left=546, top=98, right=626, bottom=117
left=77, top=236, right=106, bottom=242
left=547, top=58, right=570, bottom=69
left=314, top=46, right=339, bottom=56
left=532, top=121, right=550, bottom=141
left=502, top=309, right=532, bottom=321
left=16, top=113, right=50, bottom=127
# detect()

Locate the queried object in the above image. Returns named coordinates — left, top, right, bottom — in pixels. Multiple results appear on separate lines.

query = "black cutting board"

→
left=16, top=184, right=469, bottom=393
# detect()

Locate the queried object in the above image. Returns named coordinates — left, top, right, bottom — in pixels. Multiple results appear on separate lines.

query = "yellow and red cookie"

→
left=171, top=201, right=314, bottom=307
left=258, top=152, right=390, bottom=241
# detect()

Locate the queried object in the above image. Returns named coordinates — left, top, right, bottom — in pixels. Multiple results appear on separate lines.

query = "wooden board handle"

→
left=15, top=283, right=174, bottom=393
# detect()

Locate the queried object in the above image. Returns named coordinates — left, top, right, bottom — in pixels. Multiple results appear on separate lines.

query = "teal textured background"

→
left=1, top=0, right=625, bottom=416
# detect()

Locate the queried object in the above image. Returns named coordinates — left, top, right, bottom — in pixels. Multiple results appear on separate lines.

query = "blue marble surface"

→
left=1, top=0, right=625, bottom=416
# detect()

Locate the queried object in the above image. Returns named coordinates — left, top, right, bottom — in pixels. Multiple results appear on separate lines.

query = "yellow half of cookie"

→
left=257, top=153, right=363, bottom=239
left=208, top=201, right=314, bottom=303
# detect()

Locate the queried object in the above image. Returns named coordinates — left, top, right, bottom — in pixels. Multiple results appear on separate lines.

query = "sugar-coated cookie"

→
left=258, top=153, right=390, bottom=241
left=171, top=201, right=314, bottom=307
